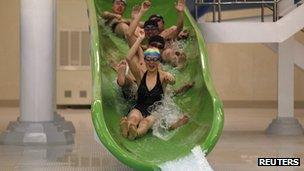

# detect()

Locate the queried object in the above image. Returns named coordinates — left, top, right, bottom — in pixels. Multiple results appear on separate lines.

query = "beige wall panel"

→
left=57, top=70, right=91, bottom=105
left=294, top=31, right=304, bottom=101
left=56, top=0, right=90, bottom=105
left=295, top=66, right=304, bottom=101
left=0, top=0, right=20, bottom=100
left=57, top=0, right=89, bottom=30
left=251, top=44, right=277, bottom=100
left=209, top=44, right=257, bottom=101
left=209, top=40, right=304, bottom=102
left=295, top=31, right=304, bottom=44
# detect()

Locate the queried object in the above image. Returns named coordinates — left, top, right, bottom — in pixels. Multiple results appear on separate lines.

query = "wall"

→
left=57, top=0, right=89, bottom=30
left=294, top=32, right=304, bottom=102
left=208, top=32, right=304, bottom=107
left=0, top=1, right=303, bottom=107
left=56, top=0, right=91, bottom=105
left=0, top=0, right=91, bottom=106
left=0, top=0, right=20, bottom=105
left=208, top=43, right=278, bottom=101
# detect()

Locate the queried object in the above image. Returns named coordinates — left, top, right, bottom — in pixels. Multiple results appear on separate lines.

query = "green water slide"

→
left=87, top=0, right=224, bottom=170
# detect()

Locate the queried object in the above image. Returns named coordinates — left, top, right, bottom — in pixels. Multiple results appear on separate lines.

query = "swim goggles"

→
left=144, top=56, right=161, bottom=62
left=144, top=25, right=158, bottom=31
left=113, top=0, right=127, bottom=6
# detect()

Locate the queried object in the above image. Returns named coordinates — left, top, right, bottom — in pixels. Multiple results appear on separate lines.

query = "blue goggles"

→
left=144, top=55, right=161, bottom=62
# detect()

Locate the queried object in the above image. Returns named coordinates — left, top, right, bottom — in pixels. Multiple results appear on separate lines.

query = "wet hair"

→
left=148, top=35, right=165, bottom=48
left=143, top=20, right=159, bottom=30
left=149, top=14, right=164, bottom=24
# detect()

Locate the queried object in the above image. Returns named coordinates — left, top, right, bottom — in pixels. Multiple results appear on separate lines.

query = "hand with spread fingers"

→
left=131, top=5, right=141, bottom=19
left=141, top=0, right=152, bottom=13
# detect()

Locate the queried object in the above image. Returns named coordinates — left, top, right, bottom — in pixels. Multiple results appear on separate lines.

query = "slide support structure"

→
left=266, top=38, right=304, bottom=135
left=0, top=0, right=74, bottom=145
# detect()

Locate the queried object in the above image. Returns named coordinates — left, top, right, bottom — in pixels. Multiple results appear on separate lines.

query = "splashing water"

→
left=159, top=146, right=213, bottom=171
left=149, top=92, right=185, bottom=140
left=98, top=16, right=197, bottom=140
left=170, top=39, right=188, bottom=52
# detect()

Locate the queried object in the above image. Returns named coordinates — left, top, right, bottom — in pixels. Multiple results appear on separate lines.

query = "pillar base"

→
left=0, top=113, right=74, bottom=145
left=266, top=117, right=304, bottom=135
left=54, top=113, right=75, bottom=134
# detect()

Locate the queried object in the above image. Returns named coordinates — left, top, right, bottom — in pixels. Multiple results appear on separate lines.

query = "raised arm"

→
left=125, top=1, right=151, bottom=38
left=175, top=0, right=185, bottom=35
left=160, top=0, right=185, bottom=39
left=126, top=31, right=145, bottom=82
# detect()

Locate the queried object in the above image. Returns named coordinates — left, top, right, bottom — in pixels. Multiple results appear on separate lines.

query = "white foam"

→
left=159, top=146, right=213, bottom=171
left=150, top=93, right=184, bottom=140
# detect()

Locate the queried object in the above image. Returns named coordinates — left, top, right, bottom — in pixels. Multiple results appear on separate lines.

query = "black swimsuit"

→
left=105, top=18, right=127, bottom=33
left=134, top=71, right=164, bottom=117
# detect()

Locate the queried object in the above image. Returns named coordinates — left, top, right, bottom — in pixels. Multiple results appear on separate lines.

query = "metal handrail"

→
left=195, top=0, right=281, bottom=22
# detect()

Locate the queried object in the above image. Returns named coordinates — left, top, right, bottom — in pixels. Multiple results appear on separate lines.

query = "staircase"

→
left=197, top=1, right=304, bottom=135
left=198, top=2, right=304, bottom=43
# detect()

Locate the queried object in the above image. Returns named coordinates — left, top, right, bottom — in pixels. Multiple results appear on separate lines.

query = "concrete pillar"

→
left=277, top=38, right=294, bottom=118
left=0, top=0, right=74, bottom=145
left=266, top=38, right=304, bottom=135
left=20, top=0, right=55, bottom=122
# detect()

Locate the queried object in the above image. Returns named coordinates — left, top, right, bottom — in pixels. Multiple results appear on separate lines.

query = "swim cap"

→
left=144, top=48, right=161, bottom=61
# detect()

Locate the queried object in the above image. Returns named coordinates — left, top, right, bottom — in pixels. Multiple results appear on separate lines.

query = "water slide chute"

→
left=87, top=0, right=224, bottom=170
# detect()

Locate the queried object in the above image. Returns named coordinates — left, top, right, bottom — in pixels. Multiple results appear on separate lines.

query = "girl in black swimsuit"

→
left=134, top=65, right=164, bottom=118
left=120, top=31, right=176, bottom=140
